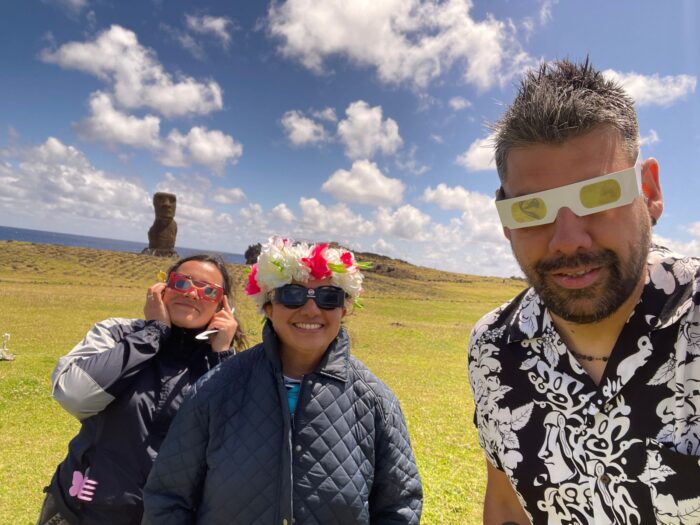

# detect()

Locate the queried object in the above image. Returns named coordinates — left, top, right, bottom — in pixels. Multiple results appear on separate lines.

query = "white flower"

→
left=245, top=237, right=368, bottom=309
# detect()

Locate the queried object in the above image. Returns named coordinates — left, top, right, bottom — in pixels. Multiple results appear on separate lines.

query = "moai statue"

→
left=0, top=333, right=14, bottom=361
left=141, top=192, right=179, bottom=257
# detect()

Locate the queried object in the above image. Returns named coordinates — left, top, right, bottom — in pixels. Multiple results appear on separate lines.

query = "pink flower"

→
left=245, top=264, right=261, bottom=295
left=302, top=243, right=332, bottom=280
left=340, top=251, right=354, bottom=268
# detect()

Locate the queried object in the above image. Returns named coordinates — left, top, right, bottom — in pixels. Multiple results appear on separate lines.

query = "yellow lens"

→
left=511, top=198, right=547, bottom=223
left=579, top=179, right=621, bottom=209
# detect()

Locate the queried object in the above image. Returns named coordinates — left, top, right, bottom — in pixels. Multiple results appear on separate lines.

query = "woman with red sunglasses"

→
left=143, top=238, right=423, bottom=525
left=38, top=254, right=247, bottom=525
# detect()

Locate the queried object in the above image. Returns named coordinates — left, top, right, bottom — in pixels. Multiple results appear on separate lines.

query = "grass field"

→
left=0, top=240, right=525, bottom=524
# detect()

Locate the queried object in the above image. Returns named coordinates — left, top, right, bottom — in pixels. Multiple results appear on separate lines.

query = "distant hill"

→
left=0, top=239, right=524, bottom=303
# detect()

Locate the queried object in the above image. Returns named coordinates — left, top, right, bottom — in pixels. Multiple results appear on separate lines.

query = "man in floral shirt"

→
left=468, top=58, right=700, bottom=524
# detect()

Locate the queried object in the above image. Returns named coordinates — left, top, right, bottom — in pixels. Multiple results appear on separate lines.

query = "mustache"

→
left=535, top=250, right=618, bottom=274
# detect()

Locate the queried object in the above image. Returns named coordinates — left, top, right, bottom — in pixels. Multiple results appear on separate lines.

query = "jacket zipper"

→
left=289, top=374, right=305, bottom=523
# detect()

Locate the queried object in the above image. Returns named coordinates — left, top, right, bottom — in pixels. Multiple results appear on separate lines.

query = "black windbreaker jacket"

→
left=45, top=318, right=233, bottom=525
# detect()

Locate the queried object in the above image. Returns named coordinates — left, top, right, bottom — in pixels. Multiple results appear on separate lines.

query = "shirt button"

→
left=600, top=474, right=611, bottom=485
left=295, top=444, right=302, bottom=452
left=586, top=417, right=595, bottom=428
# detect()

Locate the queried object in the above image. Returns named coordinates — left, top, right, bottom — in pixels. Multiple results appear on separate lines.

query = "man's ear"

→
left=263, top=303, right=272, bottom=318
left=503, top=226, right=512, bottom=241
left=641, top=157, right=663, bottom=224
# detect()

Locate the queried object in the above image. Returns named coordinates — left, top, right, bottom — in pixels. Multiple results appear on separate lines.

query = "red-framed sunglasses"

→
left=166, top=272, right=224, bottom=303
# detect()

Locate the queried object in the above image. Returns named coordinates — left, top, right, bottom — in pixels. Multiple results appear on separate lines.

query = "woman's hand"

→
left=144, top=283, right=171, bottom=327
left=207, top=296, right=237, bottom=352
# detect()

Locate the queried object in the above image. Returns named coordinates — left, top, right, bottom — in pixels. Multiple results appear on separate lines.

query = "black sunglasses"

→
left=274, top=284, right=346, bottom=310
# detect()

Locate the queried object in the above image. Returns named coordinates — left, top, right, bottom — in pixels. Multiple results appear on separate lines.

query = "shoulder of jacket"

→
left=91, top=317, right=148, bottom=335
left=347, top=356, right=399, bottom=421
left=193, top=343, right=267, bottom=399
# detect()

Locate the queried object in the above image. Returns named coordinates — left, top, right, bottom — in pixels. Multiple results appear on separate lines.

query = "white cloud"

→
left=213, top=187, right=246, bottom=204
left=337, top=101, right=402, bottom=159
left=159, top=127, right=242, bottom=173
left=521, top=18, right=535, bottom=39
left=652, top=232, right=700, bottom=261
left=185, top=14, right=234, bottom=48
left=522, top=0, right=558, bottom=39
left=152, top=175, right=270, bottom=253
left=454, top=195, right=504, bottom=244
left=395, top=145, right=429, bottom=176
left=687, top=222, right=700, bottom=237
left=281, top=110, right=329, bottom=146
left=41, top=25, right=223, bottom=117
left=0, top=137, right=151, bottom=225
left=267, top=0, right=531, bottom=90
left=430, top=134, right=444, bottom=144
left=76, top=92, right=161, bottom=149
left=155, top=172, right=212, bottom=209
left=161, top=23, right=206, bottom=60
left=322, top=159, right=404, bottom=206
left=603, top=69, right=697, bottom=107
left=422, top=183, right=494, bottom=212
left=239, top=203, right=266, bottom=226
left=640, top=129, right=660, bottom=146
left=456, top=133, right=495, bottom=171
left=299, top=197, right=375, bottom=237
left=449, top=96, right=471, bottom=111
left=313, top=107, right=337, bottom=122
left=375, top=205, right=431, bottom=240
left=422, top=183, right=508, bottom=245
left=74, top=92, right=241, bottom=171
left=539, top=0, right=557, bottom=25
left=427, top=218, right=517, bottom=275
left=371, top=238, right=395, bottom=255
left=271, top=203, right=297, bottom=222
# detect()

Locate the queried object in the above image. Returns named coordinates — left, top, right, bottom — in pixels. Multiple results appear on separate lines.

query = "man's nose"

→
left=547, top=207, right=593, bottom=256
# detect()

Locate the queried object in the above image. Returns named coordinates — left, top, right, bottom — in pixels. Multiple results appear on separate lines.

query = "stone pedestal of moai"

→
left=141, top=192, right=179, bottom=257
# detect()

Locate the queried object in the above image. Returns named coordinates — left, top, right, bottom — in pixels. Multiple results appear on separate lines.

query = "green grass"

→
left=0, top=241, right=525, bottom=524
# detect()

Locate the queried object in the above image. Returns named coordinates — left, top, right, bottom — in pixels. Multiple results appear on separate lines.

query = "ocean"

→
left=0, top=225, right=246, bottom=264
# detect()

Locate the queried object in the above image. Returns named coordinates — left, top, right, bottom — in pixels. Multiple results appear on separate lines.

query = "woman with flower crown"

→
left=38, top=254, right=247, bottom=525
left=143, top=237, right=423, bottom=525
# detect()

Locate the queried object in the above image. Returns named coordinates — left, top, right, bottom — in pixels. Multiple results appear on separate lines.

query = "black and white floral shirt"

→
left=468, top=245, right=700, bottom=524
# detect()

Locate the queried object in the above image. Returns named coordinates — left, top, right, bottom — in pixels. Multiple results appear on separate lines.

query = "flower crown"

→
left=245, top=237, right=370, bottom=311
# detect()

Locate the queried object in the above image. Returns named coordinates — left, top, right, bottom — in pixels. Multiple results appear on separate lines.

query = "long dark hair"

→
left=167, top=254, right=248, bottom=351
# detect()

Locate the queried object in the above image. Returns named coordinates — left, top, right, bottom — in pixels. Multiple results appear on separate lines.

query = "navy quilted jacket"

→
left=142, top=323, right=423, bottom=524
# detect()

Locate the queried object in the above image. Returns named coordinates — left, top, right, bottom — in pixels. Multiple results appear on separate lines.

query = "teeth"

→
left=562, top=269, right=589, bottom=277
left=294, top=323, right=322, bottom=329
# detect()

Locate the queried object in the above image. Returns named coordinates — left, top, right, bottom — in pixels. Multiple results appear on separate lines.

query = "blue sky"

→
left=1, top=0, right=699, bottom=277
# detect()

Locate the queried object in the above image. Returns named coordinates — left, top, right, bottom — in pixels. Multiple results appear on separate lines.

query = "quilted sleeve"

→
left=141, top=383, right=209, bottom=525
left=369, top=396, right=423, bottom=524
left=51, top=318, right=169, bottom=420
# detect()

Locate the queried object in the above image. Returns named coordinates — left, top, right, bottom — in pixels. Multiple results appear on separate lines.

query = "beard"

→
left=519, top=219, right=652, bottom=324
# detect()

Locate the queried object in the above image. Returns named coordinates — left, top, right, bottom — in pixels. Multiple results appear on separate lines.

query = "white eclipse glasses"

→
left=495, top=158, right=642, bottom=229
